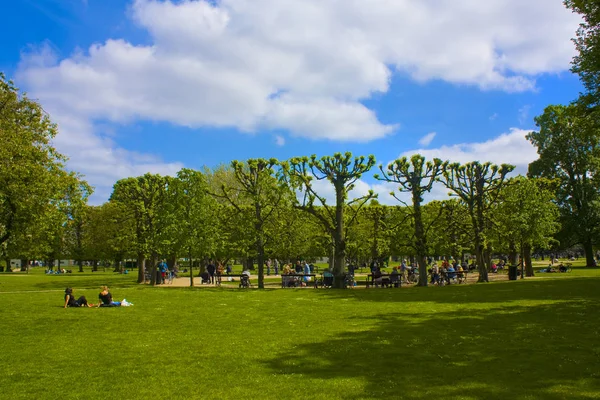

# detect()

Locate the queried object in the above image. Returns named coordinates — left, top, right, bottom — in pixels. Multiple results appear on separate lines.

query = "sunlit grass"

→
left=0, top=267, right=599, bottom=399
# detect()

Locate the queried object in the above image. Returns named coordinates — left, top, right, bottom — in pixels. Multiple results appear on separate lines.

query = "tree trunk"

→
left=92, top=260, right=98, bottom=272
left=113, top=258, right=121, bottom=273
left=508, top=241, right=518, bottom=266
left=77, top=258, right=84, bottom=273
left=332, top=182, right=346, bottom=288
left=583, top=238, right=595, bottom=267
left=137, top=253, right=145, bottom=284
left=413, top=197, right=428, bottom=287
left=524, top=243, right=534, bottom=277
left=4, top=258, right=10, bottom=272
left=257, top=237, right=265, bottom=289
left=150, top=253, right=158, bottom=286
left=189, top=250, right=194, bottom=287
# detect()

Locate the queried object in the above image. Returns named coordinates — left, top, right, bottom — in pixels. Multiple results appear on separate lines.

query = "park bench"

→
left=215, top=274, right=245, bottom=285
left=366, top=273, right=401, bottom=288
left=281, top=274, right=316, bottom=288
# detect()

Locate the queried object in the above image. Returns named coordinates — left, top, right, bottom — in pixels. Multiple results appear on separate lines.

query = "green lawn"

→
left=0, top=267, right=599, bottom=399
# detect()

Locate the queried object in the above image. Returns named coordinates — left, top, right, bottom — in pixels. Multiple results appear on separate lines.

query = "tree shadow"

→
left=263, top=299, right=599, bottom=399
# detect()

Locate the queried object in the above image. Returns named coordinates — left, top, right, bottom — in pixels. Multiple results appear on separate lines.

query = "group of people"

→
left=63, top=286, right=131, bottom=308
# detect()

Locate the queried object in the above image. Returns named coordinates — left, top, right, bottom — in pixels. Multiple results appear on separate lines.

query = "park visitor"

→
left=98, top=286, right=121, bottom=307
left=207, top=261, right=216, bottom=284
left=64, top=288, right=91, bottom=308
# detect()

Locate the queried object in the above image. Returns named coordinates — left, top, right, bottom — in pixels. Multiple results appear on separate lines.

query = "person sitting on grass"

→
left=64, top=288, right=91, bottom=308
left=98, top=286, right=121, bottom=307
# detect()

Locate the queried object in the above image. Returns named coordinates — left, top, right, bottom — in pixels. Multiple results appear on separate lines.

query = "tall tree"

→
left=282, top=153, right=376, bottom=286
left=111, top=174, right=169, bottom=284
left=443, top=162, right=514, bottom=282
left=216, top=159, right=287, bottom=289
left=493, top=177, right=560, bottom=277
left=169, top=168, right=218, bottom=287
left=0, top=73, right=68, bottom=248
left=376, top=155, right=446, bottom=286
left=62, top=174, right=93, bottom=273
left=527, top=104, right=600, bottom=267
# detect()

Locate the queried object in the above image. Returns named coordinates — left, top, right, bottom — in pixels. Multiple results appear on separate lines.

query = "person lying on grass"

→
left=98, top=286, right=122, bottom=307
left=64, top=288, right=92, bottom=308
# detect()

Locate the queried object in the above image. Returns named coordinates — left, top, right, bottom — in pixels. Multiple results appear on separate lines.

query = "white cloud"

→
left=19, top=0, right=579, bottom=140
left=16, top=0, right=577, bottom=201
left=401, top=128, right=537, bottom=176
left=275, top=135, right=285, bottom=146
left=418, top=132, right=436, bottom=147
left=294, top=129, right=539, bottom=207
left=489, top=113, right=499, bottom=121
left=51, top=109, right=184, bottom=205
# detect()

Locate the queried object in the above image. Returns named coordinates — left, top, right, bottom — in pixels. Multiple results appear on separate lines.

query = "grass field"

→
left=1, top=263, right=599, bottom=399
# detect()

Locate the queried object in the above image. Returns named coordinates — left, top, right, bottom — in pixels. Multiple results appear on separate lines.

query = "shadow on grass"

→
left=307, top=277, right=600, bottom=305
left=264, top=297, right=600, bottom=399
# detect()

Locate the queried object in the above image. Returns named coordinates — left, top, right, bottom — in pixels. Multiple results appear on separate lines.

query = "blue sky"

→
left=1, top=0, right=583, bottom=203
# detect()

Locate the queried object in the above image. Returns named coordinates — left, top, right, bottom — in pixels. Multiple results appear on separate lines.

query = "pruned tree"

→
left=215, top=159, right=288, bottom=289
left=375, top=155, right=446, bottom=286
left=282, top=153, right=376, bottom=286
left=442, top=162, right=514, bottom=282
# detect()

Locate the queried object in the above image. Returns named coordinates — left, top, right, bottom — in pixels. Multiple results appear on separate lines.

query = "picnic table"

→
left=281, top=274, right=316, bottom=288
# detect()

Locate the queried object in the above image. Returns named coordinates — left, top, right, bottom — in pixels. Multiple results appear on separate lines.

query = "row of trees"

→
left=21, top=153, right=557, bottom=288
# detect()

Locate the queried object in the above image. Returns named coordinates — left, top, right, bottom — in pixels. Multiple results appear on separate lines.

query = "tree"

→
left=493, top=177, right=560, bottom=277
left=376, top=155, right=446, bottom=286
left=216, top=159, right=287, bottom=289
left=84, top=202, right=135, bottom=272
left=62, top=174, right=93, bottom=273
left=565, top=0, right=600, bottom=103
left=427, top=200, right=472, bottom=261
left=169, top=168, right=218, bottom=287
left=110, top=174, right=169, bottom=284
left=443, top=162, right=514, bottom=282
left=346, top=201, right=392, bottom=267
left=0, top=73, right=68, bottom=249
left=282, top=153, right=376, bottom=286
left=527, top=104, right=600, bottom=267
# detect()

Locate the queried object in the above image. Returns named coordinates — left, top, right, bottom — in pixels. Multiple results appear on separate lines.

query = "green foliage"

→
left=565, top=0, right=600, bottom=102
left=494, top=177, right=560, bottom=250
left=376, top=155, right=446, bottom=285
left=215, top=158, right=289, bottom=288
left=110, top=173, right=170, bottom=282
left=528, top=103, right=600, bottom=265
left=282, top=152, right=376, bottom=278
left=443, top=161, right=514, bottom=282
left=0, top=72, right=70, bottom=252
